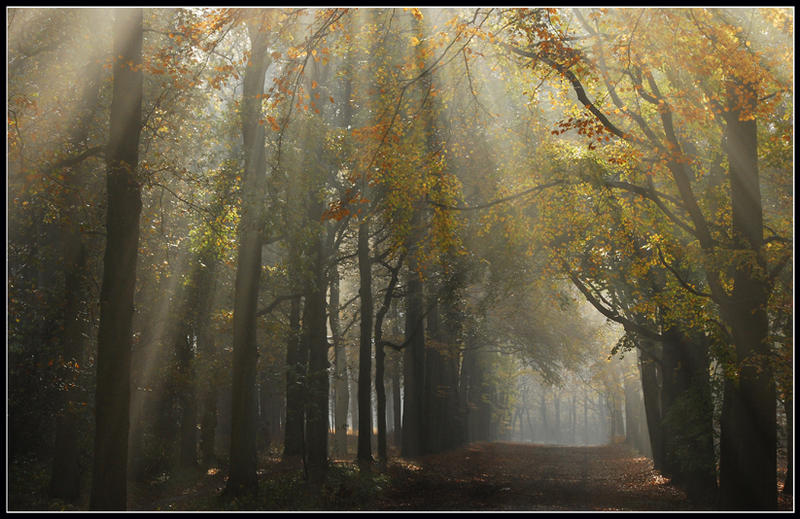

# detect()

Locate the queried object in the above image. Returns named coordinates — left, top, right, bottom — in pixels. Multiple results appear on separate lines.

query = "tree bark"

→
left=356, top=219, right=373, bottom=464
left=783, top=394, right=792, bottom=495
left=177, top=323, right=197, bottom=469
left=197, top=260, right=219, bottom=467
left=302, top=205, right=329, bottom=480
left=50, top=49, right=102, bottom=502
left=89, top=8, right=143, bottom=510
left=401, top=254, right=425, bottom=458
left=718, top=83, right=776, bottom=510
left=330, top=267, right=349, bottom=458
left=375, top=256, right=403, bottom=463
left=283, top=294, right=305, bottom=458
left=638, top=343, right=664, bottom=471
left=225, top=16, right=271, bottom=496
left=391, top=348, right=403, bottom=448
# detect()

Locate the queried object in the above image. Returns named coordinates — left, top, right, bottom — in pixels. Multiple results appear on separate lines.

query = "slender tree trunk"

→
left=177, top=325, right=197, bottom=469
left=50, top=237, right=87, bottom=501
left=200, top=364, right=218, bottom=466
left=330, top=267, right=349, bottom=459
left=624, top=370, right=636, bottom=448
left=783, top=394, right=793, bottom=494
left=391, top=350, right=402, bottom=448
left=374, top=257, right=402, bottom=463
left=283, top=292, right=305, bottom=458
left=226, top=17, right=271, bottom=496
left=583, top=388, right=588, bottom=445
left=349, top=360, right=359, bottom=441
left=570, top=394, right=576, bottom=445
left=258, top=370, right=273, bottom=451
left=89, top=8, right=143, bottom=510
left=357, top=220, right=373, bottom=464
left=197, top=260, right=219, bottom=467
left=50, top=51, right=102, bottom=502
left=554, top=392, right=561, bottom=442
left=540, top=391, right=548, bottom=443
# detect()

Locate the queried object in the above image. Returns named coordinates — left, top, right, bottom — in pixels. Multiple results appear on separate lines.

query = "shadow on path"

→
left=379, top=442, right=695, bottom=511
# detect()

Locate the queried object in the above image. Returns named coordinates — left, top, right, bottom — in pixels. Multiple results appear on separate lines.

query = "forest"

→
left=6, top=7, right=794, bottom=512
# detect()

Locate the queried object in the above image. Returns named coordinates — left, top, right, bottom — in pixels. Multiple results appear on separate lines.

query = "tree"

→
left=90, top=7, right=144, bottom=510
left=225, top=11, right=272, bottom=496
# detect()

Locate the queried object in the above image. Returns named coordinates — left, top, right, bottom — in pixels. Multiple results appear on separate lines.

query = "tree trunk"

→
left=639, top=344, right=664, bottom=471
left=540, top=391, right=548, bottom=443
left=391, top=349, right=402, bottom=448
left=583, top=387, right=588, bottom=445
left=330, top=267, right=349, bottom=459
left=423, top=294, right=444, bottom=453
left=283, top=294, right=305, bottom=458
left=177, top=325, right=197, bottom=469
left=225, top=16, right=271, bottom=496
left=570, top=394, right=576, bottom=445
left=783, top=394, right=792, bottom=494
left=89, top=8, right=143, bottom=510
left=554, top=392, right=561, bottom=442
left=356, top=220, right=373, bottom=464
left=304, top=215, right=329, bottom=480
left=374, top=258, right=402, bottom=463
left=50, top=50, right=102, bottom=502
left=197, top=261, right=219, bottom=467
left=401, top=250, right=426, bottom=457
left=718, top=85, right=776, bottom=510
left=50, top=237, right=87, bottom=501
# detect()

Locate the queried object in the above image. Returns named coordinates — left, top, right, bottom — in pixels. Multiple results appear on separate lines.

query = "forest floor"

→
left=12, top=441, right=792, bottom=511
left=125, top=441, right=793, bottom=511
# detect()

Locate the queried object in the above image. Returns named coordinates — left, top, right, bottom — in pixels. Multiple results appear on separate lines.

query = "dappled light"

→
left=7, top=6, right=793, bottom=512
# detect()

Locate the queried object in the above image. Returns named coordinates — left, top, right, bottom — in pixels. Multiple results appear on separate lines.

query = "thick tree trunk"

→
left=401, top=251, right=426, bottom=457
left=718, top=87, right=776, bottom=510
left=89, top=8, right=143, bottom=510
left=356, top=220, right=373, bottom=464
left=304, top=216, right=329, bottom=480
left=423, top=295, right=443, bottom=453
left=225, top=17, right=271, bottom=496
left=638, top=344, right=664, bottom=471
left=659, top=329, right=716, bottom=503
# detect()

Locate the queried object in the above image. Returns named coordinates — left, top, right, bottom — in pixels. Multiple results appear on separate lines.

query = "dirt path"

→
left=126, top=442, right=791, bottom=511
left=377, top=442, right=695, bottom=511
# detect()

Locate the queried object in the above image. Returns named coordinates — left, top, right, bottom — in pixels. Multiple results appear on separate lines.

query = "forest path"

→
left=377, top=442, right=694, bottom=511
left=127, top=442, right=714, bottom=511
